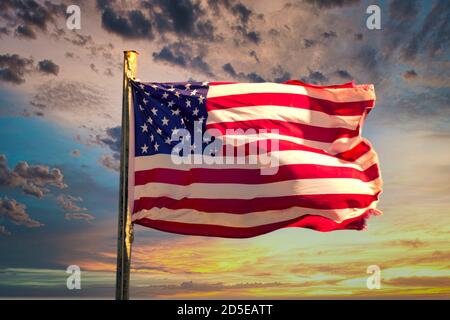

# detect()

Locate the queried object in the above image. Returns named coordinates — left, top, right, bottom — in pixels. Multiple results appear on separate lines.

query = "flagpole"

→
left=116, top=50, right=138, bottom=300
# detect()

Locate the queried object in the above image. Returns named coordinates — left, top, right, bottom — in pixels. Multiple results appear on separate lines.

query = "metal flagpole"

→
left=116, top=50, right=138, bottom=300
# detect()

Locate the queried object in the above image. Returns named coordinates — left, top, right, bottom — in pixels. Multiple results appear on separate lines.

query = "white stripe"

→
left=208, top=82, right=376, bottom=102
left=133, top=178, right=382, bottom=200
left=210, top=133, right=362, bottom=154
left=133, top=149, right=378, bottom=172
left=206, top=105, right=361, bottom=130
left=132, top=202, right=378, bottom=226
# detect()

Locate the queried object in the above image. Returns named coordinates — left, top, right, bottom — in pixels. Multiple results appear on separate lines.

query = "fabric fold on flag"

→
left=128, top=79, right=382, bottom=238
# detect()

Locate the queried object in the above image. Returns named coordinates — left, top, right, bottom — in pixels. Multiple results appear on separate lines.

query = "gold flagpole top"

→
left=123, top=51, right=139, bottom=80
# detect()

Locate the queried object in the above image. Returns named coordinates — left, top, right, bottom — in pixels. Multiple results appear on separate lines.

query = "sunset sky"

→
left=0, top=0, right=449, bottom=298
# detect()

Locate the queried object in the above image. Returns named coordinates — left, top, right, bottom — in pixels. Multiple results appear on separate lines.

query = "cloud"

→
left=0, top=0, right=65, bottom=38
left=70, top=150, right=80, bottom=157
left=335, top=69, right=352, bottom=80
left=65, top=213, right=95, bottom=221
left=389, top=239, right=426, bottom=249
left=0, top=53, right=33, bottom=84
left=301, top=70, right=328, bottom=84
left=15, top=24, right=36, bottom=39
left=384, top=276, right=450, bottom=288
left=322, top=31, right=337, bottom=39
left=100, top=5, right=153, bottom=39
left=98, top=154, right=120, bottom=172
left=29, top=80, right=112, bottom=129
left=56, top=194, right=86, bottom=212
left=222, top=62, right=265, bottom=82
left=403, top=69, right=418, bottom=80
left=0, top=225, right=11, bottom=236
left=0, top=197, right=43, bottom=228
left=57, top=194, right=95, bottom=222
left=37, top=59, right=59, bottom=75
left=304, top=0, right=359, bottom=9
left=0, top=154, right=66, bottom=198
left=153, top=42, right=213, bottom=76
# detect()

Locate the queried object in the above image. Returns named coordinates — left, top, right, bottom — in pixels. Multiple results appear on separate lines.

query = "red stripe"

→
left=207, top=92, right=374, bottom=116
left=135, top=164, right=380, bottom=186
left=207, top=119, right=359, bottom=143
left=133, top=193, right=380, bottom=214
left=335, top=140, right=372, bottom=161
left=134, top=209, right=377, bottom=238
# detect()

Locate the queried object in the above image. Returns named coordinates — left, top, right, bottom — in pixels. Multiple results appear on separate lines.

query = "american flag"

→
left=129, top=80, right=382, bottom=238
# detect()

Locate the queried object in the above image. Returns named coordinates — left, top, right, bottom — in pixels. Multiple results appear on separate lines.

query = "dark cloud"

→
left=0, top=197, right=43, bottom=228
left=0, top=27, right=10, bottom=37
left=100, top=5, right=153, bottom=39
left=38, top=59, right=59, bottom=75
left=0, top=53, right=33, bottom=84
left=301, top=70, right=328, bottom=84
left=335, top=69, right=352, bottom=80
left=222, top=62, right=265, bottom=82
left=153, top=43, right=189, bottom=67
left=98, top=126, right=121, bottom=158
left=95, top=126, right=121, bottom=172
left=0, top=0, right=65, bottom=36
left=322, top=31, right=337, bottom=39
left=90, top=63, right=98, bottom=73
left=401, top=1, right=450, bottom=61
left=15, top=24, right=36, bottom=39
left=249, top=50, right=259, bottom=63
left=354, top=33, right=363, bottom=41
left=70, top=150, right=80, bottom=157
left=98, top=154, right=120, bottom=172
left=153, top=42, right=213, bottom=76
left=403, top=69, right=418, bottom=80
left=222, top=63, right=237, bottom=77
left=0, top=154, right=66, bottom=198
left=98, top=0, right=215, bottom=41
left=303, top=39, right=316, bottom=48
left=304, top=0, right=359, bottom=9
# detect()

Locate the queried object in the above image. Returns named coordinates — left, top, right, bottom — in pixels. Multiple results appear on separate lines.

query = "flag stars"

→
left=198, top=95, right=204, bottom=104
left=190, top=89, right=198, bottom=96
left=139, top=83, right=145, bottom=90
left=186, top=100, right=191, bottom=108
left=162, top=116, right=169, bottom=126
left=141, top=123, right=148, bottom=132
left=151, top=107, right=158, bottom=115
left=184, top=83, right=191, bottom=90
left=154, top=142, right=160, bottom=151
left=150, top=134, right=154, bottom=142
left=147, top=116, right=153, bottom=124
left=171, top=109, right=180, bottom=116
left=193, top=108, right=199, bottom=116
left=156, top=128, right=162, bottom=135
left=174, top=91, right=181, bottom=98
left=143, top=98, right=148, bottom=105
left=162, top=92, right=169, bottom=99
left=141, top=144, right=148, bottom=153
left=150, top=84, right=158, bottom=90
left=165, top=137, right=171, bottom=144
left=168, top=100, right=175, bottom=108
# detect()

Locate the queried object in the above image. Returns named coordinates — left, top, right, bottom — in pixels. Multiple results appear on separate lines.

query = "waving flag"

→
left=128, top=80, right=382, bottom=238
